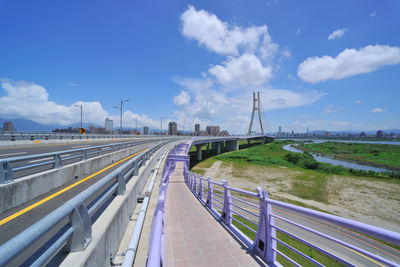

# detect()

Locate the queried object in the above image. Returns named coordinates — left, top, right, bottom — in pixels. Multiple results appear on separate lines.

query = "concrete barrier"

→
left=59, top=142, right=179, bottom=267
left=0, top=143, right=155, bottom=214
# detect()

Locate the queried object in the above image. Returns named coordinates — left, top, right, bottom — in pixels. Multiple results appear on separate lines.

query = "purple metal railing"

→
left=147, top=138, right=400, bottom=267
left=185, top=171, right=400, bottom=267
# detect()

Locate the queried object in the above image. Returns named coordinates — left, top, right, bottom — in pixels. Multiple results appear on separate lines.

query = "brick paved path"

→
left=164, top=161, right=263, bottom=267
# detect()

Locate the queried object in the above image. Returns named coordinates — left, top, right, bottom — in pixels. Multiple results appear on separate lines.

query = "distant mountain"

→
left=309, top=129, right=400, bottom=135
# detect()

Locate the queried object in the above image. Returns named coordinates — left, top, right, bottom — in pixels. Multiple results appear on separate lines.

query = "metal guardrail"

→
left=0, top=141, right=170, bottom=266
left=146, top=137, right=400, bottom=267
left=0, top=139, right=162, bottom=183
left=0, top=133, right=161, bottom=141
left=185, top=171, right=400, bottom=266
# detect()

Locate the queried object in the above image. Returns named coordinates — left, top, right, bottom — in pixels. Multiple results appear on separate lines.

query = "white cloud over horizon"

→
left=328, top=28, right=347, bottom=40
left=0, top=79, right=161, bottom=129
left=297, top=45, right=400, bottom=83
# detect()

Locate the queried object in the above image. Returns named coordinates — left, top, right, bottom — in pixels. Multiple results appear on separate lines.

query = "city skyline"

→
left=0, top=1, right=399, bottom=133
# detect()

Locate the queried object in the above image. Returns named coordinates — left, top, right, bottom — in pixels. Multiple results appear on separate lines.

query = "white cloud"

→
left=180, top=5, right=278, bottom=57
left=0, top=80, right=108, bottom=125
left=328, top=28, right=347, bottom=40
left=67, top=83, right=80, bottom=87
left=208, top=53, right=272, bottom=86
left=0, top=79, right=161, bottom=129
left=323, top=104, right=344, bottom=114
left=173, top=91, right=191, bottom=107
left=173, top=77, right=324, bottom=134
left=281, top=48, right=291, bottom=59
left=298, top=45, right=400, bottom=83
left=371, top=108, right=386, bottom=113
left=355, top=100, right=362, bottom=104
left=369, top=11, right=376, bottom=18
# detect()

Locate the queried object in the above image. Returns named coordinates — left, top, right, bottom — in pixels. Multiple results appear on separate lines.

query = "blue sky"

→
left=0, top=0, right=399, bottom=134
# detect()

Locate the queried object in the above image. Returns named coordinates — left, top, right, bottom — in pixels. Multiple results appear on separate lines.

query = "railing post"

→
left=82, top=150, right=88, bottom=160
left=54, top=154, right=63, bottom=168
left=116, top=172, right=126, bottom=195
left=65, top=202, right=92, bottom=252
left=194, top=174, right=197, bottom=194
left=133, top=159, right=139, bottom=176
left=199, top=176, right=203, bottom=200
left=0, top=161, right=13, bottom=183
left=254, top=187, right=276, bottom=264
left=207, top=176, right=213, bottom=208
left=222, top=180, right=232, bottom=225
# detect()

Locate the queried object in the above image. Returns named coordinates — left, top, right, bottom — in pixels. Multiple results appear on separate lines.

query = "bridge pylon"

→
left=248, top=91, right=264, bottom=135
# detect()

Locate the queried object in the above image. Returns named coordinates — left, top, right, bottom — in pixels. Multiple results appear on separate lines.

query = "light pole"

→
left=114, top=99, right=130, bottom=134
left=75, top=104, right=83, bottom=133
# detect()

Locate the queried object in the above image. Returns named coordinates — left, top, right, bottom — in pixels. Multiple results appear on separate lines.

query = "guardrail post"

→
left=222, top=180, right=232, bottom=225
left=254, top=187, right=276, bottom=264
left=54, top=154, right=63, bottom=168
left=194, top=174, right=197, bottom=194
left=0, top=161, right=13, bottom=183
left=199, top=175, right=203, bottom=200
left=207, top=176, right=213, bottom=208
left=133, top=159, right=139, bottom=176
left=116, top=172, right=126, bottom=195
left=66, top=202, right=92, bottom=252
left=82, top=150, right=88, bottom=160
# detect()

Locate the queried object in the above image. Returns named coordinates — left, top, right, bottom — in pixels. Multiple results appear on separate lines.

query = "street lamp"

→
left=75, top=104, right=83, bottom=133
left=114, top=99, right=130, bottom=134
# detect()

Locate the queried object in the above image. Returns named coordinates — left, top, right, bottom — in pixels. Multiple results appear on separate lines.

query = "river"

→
left=282, top=143, right=392, bottom=173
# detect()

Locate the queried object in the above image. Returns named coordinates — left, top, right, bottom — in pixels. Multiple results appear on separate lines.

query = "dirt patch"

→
left=194, top=160, right=400, bottom=232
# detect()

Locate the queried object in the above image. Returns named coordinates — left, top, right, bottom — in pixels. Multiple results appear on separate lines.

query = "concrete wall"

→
left=0, top=143, right=153, bottom=214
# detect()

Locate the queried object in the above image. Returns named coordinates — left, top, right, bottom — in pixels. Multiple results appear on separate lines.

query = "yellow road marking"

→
left=0, top=148, right=148, bottom=226
left=337, top=243, right=385, bottom=267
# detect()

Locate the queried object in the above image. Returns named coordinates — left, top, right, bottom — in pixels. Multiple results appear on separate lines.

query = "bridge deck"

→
left=164, top=161, right=263, bottom=267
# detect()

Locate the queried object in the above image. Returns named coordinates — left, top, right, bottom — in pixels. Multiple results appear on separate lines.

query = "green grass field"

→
left=297, top=141, right=400, bottom=172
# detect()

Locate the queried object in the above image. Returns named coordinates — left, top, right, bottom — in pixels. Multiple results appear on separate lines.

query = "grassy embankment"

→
left=297, top=141, right=400, bottom=172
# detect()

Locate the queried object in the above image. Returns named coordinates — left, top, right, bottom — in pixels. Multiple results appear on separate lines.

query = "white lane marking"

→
left=29, top=157, right=54, bottom=163
left=0, top=152, right=28, bottom=157
left=72, top=145, right=91, bottom=148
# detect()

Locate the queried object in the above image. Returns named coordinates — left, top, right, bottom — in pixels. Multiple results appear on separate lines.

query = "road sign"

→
left=80, top=128, right=86, bottom=134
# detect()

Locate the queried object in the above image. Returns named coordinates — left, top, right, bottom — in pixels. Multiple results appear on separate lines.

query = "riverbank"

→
left=296, top=141, right=400, bottom=172
left=191, top=141, right=400, bottom=232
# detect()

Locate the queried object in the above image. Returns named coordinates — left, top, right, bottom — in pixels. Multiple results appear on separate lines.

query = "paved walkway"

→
left=164, top=161, right=263, bottom=267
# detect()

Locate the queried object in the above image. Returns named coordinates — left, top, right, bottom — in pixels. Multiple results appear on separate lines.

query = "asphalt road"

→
left=0, top=139, right=161, bottom=179
left=207, top=191, right=400, bottom=266
left=0, top=141, right=162, bottom=265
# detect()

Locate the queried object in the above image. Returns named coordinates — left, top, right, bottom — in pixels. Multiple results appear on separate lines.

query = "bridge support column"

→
left=211, top=142, right=217, bottom=152
left=216, top=142, right=221, bottom=154
left=206, top=143, right=210, bottom=154
left=196, top=145, right=202, bottom=161
left=225, top=140, right=239, bottom=152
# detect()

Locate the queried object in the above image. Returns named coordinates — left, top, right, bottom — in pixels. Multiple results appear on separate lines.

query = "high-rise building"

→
left=143, top=126, right=149, bottom=135
left=278, top=126, right=282, bottom=136
left=89, top=125, right=96, bottom=133
left=194, top=124, right=200, bottom=136
left=3, top=121, right=15, bottom=132
left=206, top=125, right=220, bottom=136
left=105, top=118, right=113, bottom=133
left=168, top=121, right=177, bottom=135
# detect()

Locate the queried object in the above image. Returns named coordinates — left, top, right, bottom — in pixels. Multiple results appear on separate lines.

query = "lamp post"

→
left=75, top=104, right=83, bottom=134
left=114, top=99, right=130, bottom=134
